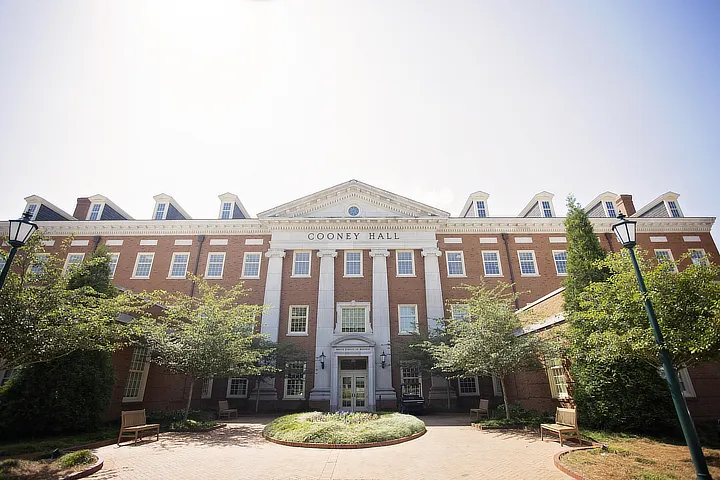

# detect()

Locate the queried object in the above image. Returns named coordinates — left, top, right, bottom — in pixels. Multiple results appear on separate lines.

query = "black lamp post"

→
left=612, top=214, right=711, bottom=479
left=380, top=351, right=387, bottom=369
left=0, top=212, right=39, bottom=292
left=318, top=352, right=326, bottom=370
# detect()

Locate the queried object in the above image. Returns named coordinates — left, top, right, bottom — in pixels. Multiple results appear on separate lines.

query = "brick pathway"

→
left=92, top=415, right=570, bottom=480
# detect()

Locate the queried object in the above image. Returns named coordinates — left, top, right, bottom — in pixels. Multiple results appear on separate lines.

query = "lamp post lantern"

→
left=0, top=212, right=39, bottom=292
left=612, top=214, right=711, bottom=479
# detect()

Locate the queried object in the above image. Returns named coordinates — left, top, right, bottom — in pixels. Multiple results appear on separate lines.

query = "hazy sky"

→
left=0, top=1, right=718, bottom=236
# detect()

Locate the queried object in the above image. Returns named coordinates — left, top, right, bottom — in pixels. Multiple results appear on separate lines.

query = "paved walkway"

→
left=93, top=415, right=570, bottom=480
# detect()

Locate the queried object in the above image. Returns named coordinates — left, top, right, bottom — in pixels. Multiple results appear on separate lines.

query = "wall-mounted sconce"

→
left=380, top=350, right=387, bottom=369
left=319, top=352, right=326, bottom=370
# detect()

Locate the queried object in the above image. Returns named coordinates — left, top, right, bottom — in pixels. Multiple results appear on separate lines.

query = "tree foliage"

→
left=563, top=195, right=608, bottom=314
left=569, top=251, right=720, bottom=368
left=422, top=284, right=554, bottom=419
left=0, top=236, right=138, bottom=371
left=137, top=277, right=273, bottom=419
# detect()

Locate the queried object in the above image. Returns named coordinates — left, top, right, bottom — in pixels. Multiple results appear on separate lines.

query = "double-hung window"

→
left=667, top=201, right=681, bottom=217
left=292, top=251, right=311, bottom=277
left=64, top=253, right=85, bottom=273
left=398, top=304, right=419, bottom=334
left=654, top=249, right=677, bottom=272
left=205, top=252, right=226, bottom=279
left=284, top=362, right=306, bottom=399
left=546, top=358, right=568, bottom=399
left=541, top=201, right=553, bottom=217
left=25, top=203, right=39, bottom=220
left=123, top=347, right=150, bottom=402
left=553, top=250, right=568, bottom=275
left=401, top=362, right=422, bottom=396
left=88, top=203, right=104, bottom=220
left=288, top=305, right=309, bottom=335
left=29, top=254, right=50, bottom=275
left=396, top=250, right=415, bottom=276
left=446, top=251, right=466, bottom=276
left=458, top=377, right=479, bottom=396
left=168, top=252, right=190, bottom=278
left=154, top=203, right=167, bottom=220
left=108, top=253, right=120, bottom=278
left=451, top=304, right=469, bottom=322
left=338, top=303, right=370, bottom=333
left=689, top=249, right=708, bottom=266
left=492, top=376, right=503, bottom=397
left=476, top=201, right=487, bottom=218
left=344, top=251, right=362, bottom=276
left=133, top=253, right=155, bottom=278
left=227, top=378, right=248, bottom=398
left=201, top=378, right=214, bottom=399
left=604, top=201, right=617, bottom=218
left=517, top=251, right=538, bottom=275
left=241, top=252, right=261, bottom=278
left=482, top=251, right=502, bottom=276
left=220, top=202, right=232, bottom=220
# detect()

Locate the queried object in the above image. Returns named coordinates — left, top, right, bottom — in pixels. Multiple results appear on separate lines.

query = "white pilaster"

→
left=422, top=247, right=444, bottom=333
left=255, top=248, right=285, bottom=401
left=370, top=249, right=394, bottom=403
left=309, top=249, right=337, bottom=404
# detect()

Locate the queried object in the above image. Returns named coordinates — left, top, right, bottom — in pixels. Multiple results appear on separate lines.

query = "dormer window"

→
left=541, top=201, right=553, bottom=218
left=25, top=204, right=39, bottom=220
left=87, top=203, right=104, bottom=220
left=667, top=201, right=681, bottom=217
left=604, top=201, right=617, bottom=218
left=476, top=201, right=487, bottom=218
left=220, top=202, right=233, bottom=220
left=154, top=203, right=167, bottom=220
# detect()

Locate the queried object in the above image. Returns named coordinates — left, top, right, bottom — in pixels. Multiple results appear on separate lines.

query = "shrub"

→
left=58, top=450, right=95, bottom=469
left=147, top=409, right=215, bottom=426
left=169, top=419, right=219, bottom=431
left=0, top=351, right=114, bottom=438
left=572, top=360, right=677, bottom=434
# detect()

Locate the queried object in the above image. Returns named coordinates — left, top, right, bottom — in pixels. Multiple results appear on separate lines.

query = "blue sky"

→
left=0, top=1, right=718, bottom=236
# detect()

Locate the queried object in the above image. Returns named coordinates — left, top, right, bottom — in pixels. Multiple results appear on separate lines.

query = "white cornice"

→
left=5, top=219, right=268, bottom=237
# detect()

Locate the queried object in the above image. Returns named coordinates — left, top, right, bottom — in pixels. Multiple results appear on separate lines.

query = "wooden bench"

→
left=470, top=398, right=490, bottom=421
left=218, top=400, right=238, bottom=420
left=540, top=407, right=579, bottom=447
left=117, top=409, right=160, bottom=445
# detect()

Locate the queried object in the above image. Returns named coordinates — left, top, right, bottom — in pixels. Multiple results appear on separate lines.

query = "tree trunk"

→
left=446, top=376, right=451, bottom=410
left=500, top=376, right=510, bottom=420
left=255, top=377, right=261, bottom=413
left=184, top=379, right=195, bottom=421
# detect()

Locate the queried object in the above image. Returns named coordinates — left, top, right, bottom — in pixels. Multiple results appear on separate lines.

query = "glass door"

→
left=354, top=375, right=366, bottom=410
left=339, top=374, right=367, bottom=412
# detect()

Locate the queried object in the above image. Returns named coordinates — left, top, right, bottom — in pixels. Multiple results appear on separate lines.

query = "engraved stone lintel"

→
left=369, top=249, right=390, bottom=258
left=265, top=249, right=286, bottom=259
left=422, top=247, right=442, bottom=257
left=317, top=249, right=338, bottom=258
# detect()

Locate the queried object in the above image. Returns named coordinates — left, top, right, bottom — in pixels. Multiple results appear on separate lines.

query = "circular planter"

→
left=60, top=455, right=103, bottom=480
left=263, top=429, right=426, bottom=449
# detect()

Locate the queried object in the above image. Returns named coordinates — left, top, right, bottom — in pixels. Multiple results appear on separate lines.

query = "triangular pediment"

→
left=257, top=180, right=450, bottom=219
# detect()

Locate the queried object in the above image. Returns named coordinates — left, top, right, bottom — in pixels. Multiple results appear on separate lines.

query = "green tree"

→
left=0, top=236, right=137, bottom=371
left=423, top=284, right=553, bottom=419
left=137, top=278, right=273, bottom=420
left=563, top=195, right=608, bottom=313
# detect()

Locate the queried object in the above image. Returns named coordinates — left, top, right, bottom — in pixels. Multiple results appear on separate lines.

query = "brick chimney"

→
left=615, top=194, right=636, bottom=217
left=73, top=197, right=91, bottom=220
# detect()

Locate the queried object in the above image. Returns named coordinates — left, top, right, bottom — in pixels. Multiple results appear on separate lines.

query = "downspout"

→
left=604, top=232, right=615, bottom=253
left=189, top=235, right=206, bottom=297
left=501, top=233, right=520, bottom=310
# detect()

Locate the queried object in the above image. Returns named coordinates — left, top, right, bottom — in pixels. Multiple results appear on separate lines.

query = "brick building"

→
left=2, top=180, right=718, bottom=419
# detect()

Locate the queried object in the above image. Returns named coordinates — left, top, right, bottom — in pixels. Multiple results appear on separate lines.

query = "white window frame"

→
left=204, top=252, right=226, bottom=279
left=344, top=250, right=363, bottom=277
left=603, top=200, right=617, bottom=218
left=336, top=302, right=371, bottom=334
left=552, top=250, right=568, bottom=276
left=122, top=347, right=151, bottom=403
left=546, top=358, right=569, bottom=400
left=482, top=250, right=503, bottom=277
left=492, top=375, right=503, bottom=397
left=395, top=250, right=415, bottom=277
left=219, top=202, right=233, bottom=220
left=292, top=250, right=312, bottom=277
left=26, top=203, right=39, bottom=220
left=167, top=252, right=191, bottom=279
left=226, top=377, right=248, bottom=398
left=241, top=252, right=262, bottom=278
left=63, top=253, right=85, bottom=273
left=458, top=376, right=479, bottom=396
left=665, top=200, right=683, bottom=218
left=201, top=377, right=214, bottom=399
left=154, top=203, right=168, bottom=220
left=677, top=368, right=696, bottom=398
left=476, top=200, right=487, bottom=218
left=284, top=362, right=306, bottom=399
left=287, top=305, right=310, bottom=335
left=445, top=251, right=466, bottom=277
left=29, top=253, right=50, bottom=275
left=87, top=202, right=105, bottom=220
left=541, top=200, right=554, bottom=218
left=398, top=304, right=419, bottom=335
left=108, top=253, right=120, bottom=279
left=517, top=250, right=539, bottom=276
left=450, top=304, right=470, bottom=322
left=688, top=248, right=709, bottom=266
left=400, top=361, right=422, bottom=397
left=132, top=252, right=155, bottom=279
left=654, top=249, right=678, bottom=272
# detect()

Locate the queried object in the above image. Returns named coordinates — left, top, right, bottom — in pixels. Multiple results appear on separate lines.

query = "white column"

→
left=370, top=249, right=394, bottom=407
left=310, top=249, right=337, bottom=405
left=255, top=248, right=285, bottom=401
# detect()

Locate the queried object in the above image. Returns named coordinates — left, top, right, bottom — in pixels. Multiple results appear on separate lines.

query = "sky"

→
left=0, top=1, right=718, bottom=237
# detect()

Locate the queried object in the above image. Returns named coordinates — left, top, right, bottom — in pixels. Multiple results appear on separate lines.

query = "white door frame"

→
left=330, top=338, right=376, bottom=412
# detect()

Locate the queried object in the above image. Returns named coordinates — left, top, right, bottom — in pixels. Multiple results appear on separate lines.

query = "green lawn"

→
left=0, top=428, right=116, bottom=457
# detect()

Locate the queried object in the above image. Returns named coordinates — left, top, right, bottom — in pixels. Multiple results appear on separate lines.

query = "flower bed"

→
left=0, top=449, right=102, bottom=480
left=263, top=412, right=426, bottom=446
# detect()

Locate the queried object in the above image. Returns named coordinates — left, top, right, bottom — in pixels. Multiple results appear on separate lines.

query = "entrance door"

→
left=340, top=374, right=367, bottom=412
